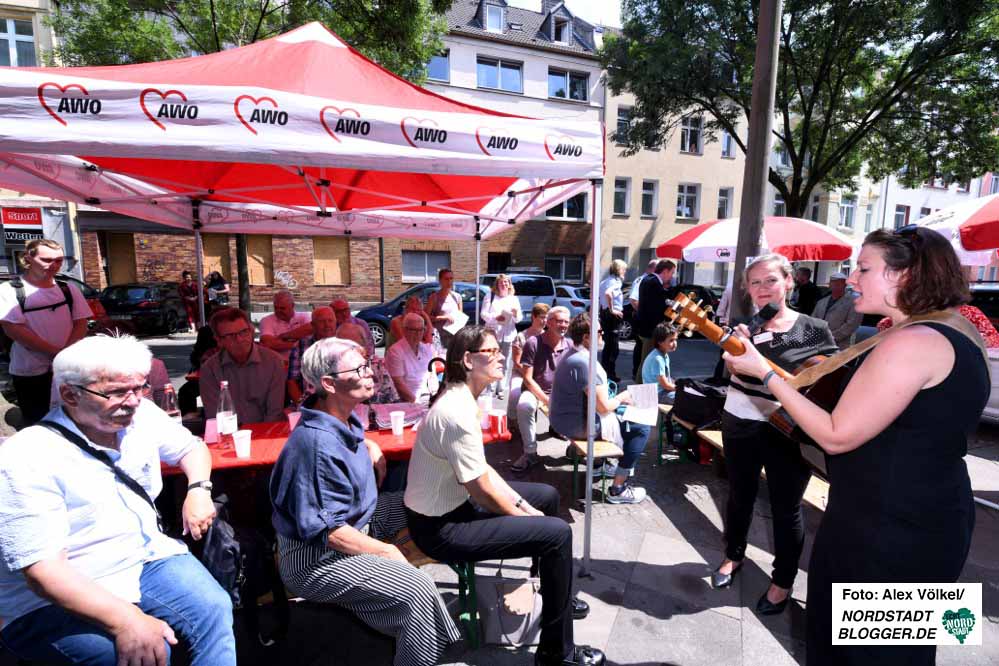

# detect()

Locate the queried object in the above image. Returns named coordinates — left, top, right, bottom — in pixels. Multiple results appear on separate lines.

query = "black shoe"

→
left=756, top=590, right=791, bottom=615
left=710, top=561, right=742, bottom=589
left=572, top=596, right=590, bottom=620
left=535, top=645, right=606, bottom=666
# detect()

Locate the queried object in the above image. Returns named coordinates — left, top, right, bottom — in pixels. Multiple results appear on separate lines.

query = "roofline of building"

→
left=447, top=28, right=602, bottom=62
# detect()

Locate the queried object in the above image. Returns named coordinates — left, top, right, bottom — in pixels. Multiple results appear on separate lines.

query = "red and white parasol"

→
left=916, top=195, right=998, bottom=265
left=656, top=216, right=854, bottom=263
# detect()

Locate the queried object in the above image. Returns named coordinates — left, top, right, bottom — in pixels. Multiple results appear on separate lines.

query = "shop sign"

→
left=1, top=208, right=44, bottom=243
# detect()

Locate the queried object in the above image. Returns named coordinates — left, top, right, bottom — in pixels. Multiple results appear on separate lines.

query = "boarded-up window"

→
left=201, top=234, right=231, bottom=281
left=313, top=237, right=350, bottom=285
left=107, top=233, right=136, bottom=284
left=246, top=235, right=273, bottom=285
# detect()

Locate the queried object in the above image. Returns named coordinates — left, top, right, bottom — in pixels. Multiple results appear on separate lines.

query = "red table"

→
left=163, top=419, right=512, bottom=475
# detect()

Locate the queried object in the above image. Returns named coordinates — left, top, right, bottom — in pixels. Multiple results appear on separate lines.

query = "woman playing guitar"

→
left=724, top=228, right=988, bottom=665
left=710, top=253, right=838, bottom=619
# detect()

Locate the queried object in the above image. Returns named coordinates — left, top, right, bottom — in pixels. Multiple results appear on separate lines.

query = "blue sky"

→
left=506, top=0, right=623, bottom=28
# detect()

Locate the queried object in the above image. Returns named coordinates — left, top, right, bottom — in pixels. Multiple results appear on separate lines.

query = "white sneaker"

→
left=606, top=484, right=647, bottom=504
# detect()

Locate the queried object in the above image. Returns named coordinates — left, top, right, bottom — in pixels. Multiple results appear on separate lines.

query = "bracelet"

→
left=762, top=370, right=778, bottom=388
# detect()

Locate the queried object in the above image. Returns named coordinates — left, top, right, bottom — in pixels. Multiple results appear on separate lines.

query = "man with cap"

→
left=812, top=272, right=863, bottom=350
left=330, top=299, right=376, bottom=359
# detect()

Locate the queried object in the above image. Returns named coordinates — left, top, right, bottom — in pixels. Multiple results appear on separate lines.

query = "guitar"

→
left=664, top=292, right=850, bottom=450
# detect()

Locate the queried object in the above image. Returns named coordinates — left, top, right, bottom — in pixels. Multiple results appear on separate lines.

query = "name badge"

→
left=753, top=332, right=774, bottom=344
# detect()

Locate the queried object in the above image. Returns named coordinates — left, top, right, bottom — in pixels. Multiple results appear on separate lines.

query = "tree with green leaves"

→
left=602, top=0, right=999, bottom=218
left=46, top=0, right=452, bottom=81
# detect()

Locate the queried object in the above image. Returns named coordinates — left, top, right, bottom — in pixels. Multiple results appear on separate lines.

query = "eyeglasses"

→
left=470, top=347, right=501, bottom=359
left=329, top=360, right=373, bottom=379
left=217, top=327, right=253, bottom=341
left=73, top=382, right=150, bottom=402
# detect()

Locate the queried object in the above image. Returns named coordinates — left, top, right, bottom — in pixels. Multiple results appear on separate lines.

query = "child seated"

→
left=641, top=322, right=678, bottom=404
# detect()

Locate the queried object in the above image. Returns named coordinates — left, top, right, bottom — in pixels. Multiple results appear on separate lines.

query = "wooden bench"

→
left=567, top=438, right=624, bottom=502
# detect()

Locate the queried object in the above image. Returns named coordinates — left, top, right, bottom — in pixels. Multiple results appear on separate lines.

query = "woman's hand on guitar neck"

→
left=722, top=327, right=772, bottom=380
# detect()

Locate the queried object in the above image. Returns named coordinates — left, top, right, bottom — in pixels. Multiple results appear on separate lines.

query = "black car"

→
left=100, top=282, right=188, bottom=335
left=619, top=283, right=719, bottom=340
left=355, top=281, right=489, bottom=347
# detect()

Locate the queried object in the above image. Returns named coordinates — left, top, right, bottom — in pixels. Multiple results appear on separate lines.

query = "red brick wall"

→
left=80, top=231, right=106, bottom=290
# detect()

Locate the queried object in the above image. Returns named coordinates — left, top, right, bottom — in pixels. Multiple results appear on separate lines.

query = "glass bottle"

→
left=159, top=383, right=182, bottom=423
left=217, top=380, right=237, bottom=448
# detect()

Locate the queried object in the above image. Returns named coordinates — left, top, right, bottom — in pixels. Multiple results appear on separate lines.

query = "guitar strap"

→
left=786, top=310, right=991, bottom=391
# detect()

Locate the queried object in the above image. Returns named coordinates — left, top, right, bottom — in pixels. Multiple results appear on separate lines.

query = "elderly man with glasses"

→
left=199, top=307, right=286, bottom=423
left=385, top=313, right=439, bottom=405
left=0, top=335, right=235, bottom=666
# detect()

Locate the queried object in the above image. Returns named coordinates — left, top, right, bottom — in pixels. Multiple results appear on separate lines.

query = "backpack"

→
left=672, top=377, right=728, bottom=429
left=10, top=275, right=74, bottom=315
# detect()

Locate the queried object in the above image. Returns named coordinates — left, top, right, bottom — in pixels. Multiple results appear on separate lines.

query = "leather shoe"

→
left=756, top=591, right=791, bottom=615
left=571, top=596, right=590, bottom=620
left=535, top=645, right=606, bottom=666
left=710, top=561, right=742, bottom=589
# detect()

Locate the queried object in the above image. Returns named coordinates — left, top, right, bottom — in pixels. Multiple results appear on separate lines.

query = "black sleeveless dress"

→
left=806, top=323, right=987, bottom=665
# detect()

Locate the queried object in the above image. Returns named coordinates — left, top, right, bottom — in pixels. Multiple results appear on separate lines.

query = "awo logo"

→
left=234, top=95, right=287, bottom=135
left=716, top=249, right=731, bottom=259
left=544, top=134, right=583, bottom=161
left=204, top=207, right=229, bottom=224
left=320, top=106, right=369, bottom=143
left=31, top=159, right=61, bottom=179
left=37, top=82, right=102, bottom=126
left=401, top=117, right=447, bottom=148
left=475, top=127, right=519, bottom=156
left=139, top=88, right=198, bottom=131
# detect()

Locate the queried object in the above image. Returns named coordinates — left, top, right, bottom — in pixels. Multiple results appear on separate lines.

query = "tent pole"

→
left=193, top=202, right=206, bottom=327
left=474, top=221, right=482, bottom=322
left=581, top=178, right=602, bottom=576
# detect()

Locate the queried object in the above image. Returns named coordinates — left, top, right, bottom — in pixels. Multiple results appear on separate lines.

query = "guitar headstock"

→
left=664, top=292, right=715, bottom=338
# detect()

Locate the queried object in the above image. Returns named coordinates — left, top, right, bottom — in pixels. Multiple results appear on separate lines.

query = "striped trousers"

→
left=277, top=492, right=461, bottom=666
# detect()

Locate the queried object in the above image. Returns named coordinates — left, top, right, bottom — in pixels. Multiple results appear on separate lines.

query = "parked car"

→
left=619, top=283, right=719, bottom=340
left=354, top=281, right=489, bottom=347
left=479, top=273, right=557, bottom=326
left=100, top=282, right=188, bottom=335
left=553, top=284, right=591, bottom=316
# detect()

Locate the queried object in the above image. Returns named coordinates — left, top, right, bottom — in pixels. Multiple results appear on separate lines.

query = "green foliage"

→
left=45, top=0, right=451, bottom=83
left=602, top=0, right=999, bottom=216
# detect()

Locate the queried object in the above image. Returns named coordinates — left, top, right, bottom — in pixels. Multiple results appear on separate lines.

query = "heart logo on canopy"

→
left=30, top=158, right=62, bottom=180
left=139, top=88, right=188, bottom=131
left=400, top=116, right=441, bottom=148
left=544, top=134, right=582, bottom=161
left=319, top=105, right=362, bottom=143
left=475, top=126, right=518, bottom=156
left=37, top=82, right=90, bottom=126
left=234, top=95, right=279, bottom=135
left=204, top=206, right=230, bottom=224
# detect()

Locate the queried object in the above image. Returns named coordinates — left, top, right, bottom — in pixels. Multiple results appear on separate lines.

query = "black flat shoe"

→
left=710, top=561, right=742, bottom=589
left=756, top=591, right=791, bottom=615
left=572, top=596, right=590, bottom=620
left=535, top=645, right=606, bottom=666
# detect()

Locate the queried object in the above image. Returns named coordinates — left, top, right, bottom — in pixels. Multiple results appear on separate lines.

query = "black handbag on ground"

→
left=671, top=378, right=727, bottom=429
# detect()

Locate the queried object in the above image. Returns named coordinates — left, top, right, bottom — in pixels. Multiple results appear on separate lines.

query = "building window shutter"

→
left=246, top=235, right=273, bottom=286
left=313, top=237, right=351, bottom=285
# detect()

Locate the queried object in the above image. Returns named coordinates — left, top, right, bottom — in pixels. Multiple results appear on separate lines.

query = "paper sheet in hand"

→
left=444, top=310, right=469, bottom=335
left=621, top=383, right=659, bottom=426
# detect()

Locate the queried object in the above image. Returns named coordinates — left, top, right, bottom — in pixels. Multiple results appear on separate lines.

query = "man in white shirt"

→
left=258, top=290, right=312, bottom=361
left=0, top=335, right=234, bottom=665
left=385, top=313, right=438, bottom=404
left=0, top=239, right=92, bottom=425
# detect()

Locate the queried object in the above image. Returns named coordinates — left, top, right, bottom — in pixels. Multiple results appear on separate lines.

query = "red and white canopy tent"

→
left=0, top=22, right=609, bottom=566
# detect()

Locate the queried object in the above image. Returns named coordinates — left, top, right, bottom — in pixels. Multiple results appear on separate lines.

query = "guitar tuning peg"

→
left=703, top=305, right=715, bottom=314
left=683, top=329, right=693, bottom=338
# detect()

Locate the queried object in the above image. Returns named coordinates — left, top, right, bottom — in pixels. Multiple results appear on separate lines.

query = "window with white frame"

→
left=611, top=246, right=629, bottom=264
left=991, top=176, right=999, bottom=195
left=402, top=250, right=450, bottom=282
left=548, top=68, right=588, bottom=101
left=553, top=17, right=571, bottom=43
left=641, top=180, right=658, bottom=217
left=809, top=194, right=821, bottom=222
left=717, top=187, right=733, bottom=219
left=0, top=17, right=36, bottom=67
left=676, top=184, right=699, bottom=219
left=775, top=144, right=790, bottom=168
left=485, top=5, right=504, bottom=32
left=920, top=206, right=932, bottom=219
left=894, top=204, right=910, bottom=228
left=613, top=178, right=630, bottom=215
left=680, top=116, right=702, bottom=154
left=957, top=180, right=971, bottom=193
left=978, top=266, right=987, bottom=281
left=864, top=204, right=874, bottom=232
left=544, top=254, right=584, bottom=282
left=477, top=57, right=522, bottom=93
left=839, top=195, right=856, bottom=228
left=721, top=131, right=736, bottom=158
left=616, top=107, right=631, bottom=144
left=427, top=50, right=449, bottom=82
left=773, top=192, right=786, bottom=216
left=545, top=192, right=587, bottom=220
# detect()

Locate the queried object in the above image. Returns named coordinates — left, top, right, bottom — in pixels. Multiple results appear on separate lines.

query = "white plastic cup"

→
left=390, top=410, right=406, bottom=436
left=203, top=418, right=219, bottom=444
left=287, top=411, right=302, bottom=431
left=233, top=429, right=252, bottom=459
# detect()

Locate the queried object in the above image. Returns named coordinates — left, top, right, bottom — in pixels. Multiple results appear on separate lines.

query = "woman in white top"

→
left=480, top=274, right=522, bottom=398
left=404, top=326, right=603, bottom=666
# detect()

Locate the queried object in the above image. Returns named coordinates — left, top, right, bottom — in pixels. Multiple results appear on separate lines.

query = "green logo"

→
left=941, top=608, right=976, bottom=644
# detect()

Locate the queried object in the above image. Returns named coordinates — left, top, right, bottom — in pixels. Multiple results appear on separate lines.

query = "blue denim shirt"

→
left=269, top=407, right=376, bottom=543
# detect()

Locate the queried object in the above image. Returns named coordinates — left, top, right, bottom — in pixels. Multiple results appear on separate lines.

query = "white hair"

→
left=302, top=337, right=362, bottom=397
left=53, top=335, right=153, bottom=390
left=548, top=305, right=571, bottom=321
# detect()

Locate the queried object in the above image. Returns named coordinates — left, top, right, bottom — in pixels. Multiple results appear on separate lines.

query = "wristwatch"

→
left=187, top=480, right=213, bottom=492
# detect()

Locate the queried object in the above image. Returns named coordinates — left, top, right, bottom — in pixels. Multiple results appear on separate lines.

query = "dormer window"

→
left=554, top=17, right=570, bottom=43
left=485, top=5, right=504, bottom=32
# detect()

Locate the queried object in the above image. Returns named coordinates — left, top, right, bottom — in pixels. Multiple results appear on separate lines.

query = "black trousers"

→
left=721, top=412, right=811, bottom=589
left=13, top=372, right=53, bottom=426
left=406, top=481, right=573, bottom=659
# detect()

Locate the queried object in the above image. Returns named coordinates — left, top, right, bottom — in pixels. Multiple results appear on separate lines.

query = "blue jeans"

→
left=617, top=419, right=652, bottom=472
left=0, top=553, right=235, bottom=666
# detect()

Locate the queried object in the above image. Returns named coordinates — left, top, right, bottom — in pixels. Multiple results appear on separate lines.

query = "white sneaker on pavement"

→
left=606, top=484, right=647, bottom=504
